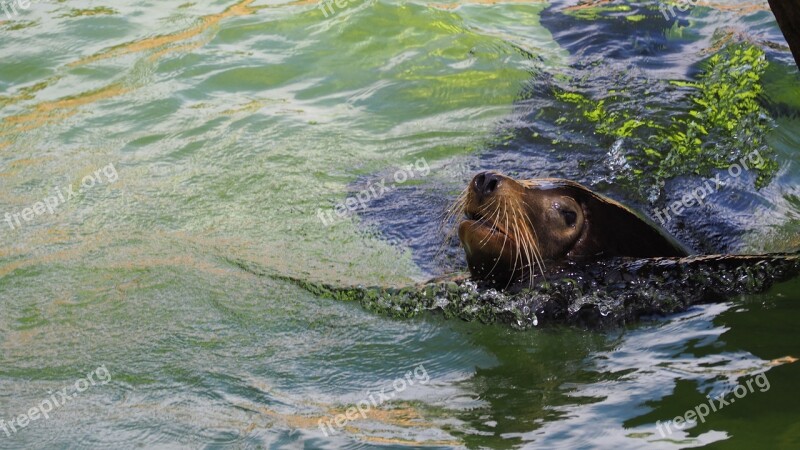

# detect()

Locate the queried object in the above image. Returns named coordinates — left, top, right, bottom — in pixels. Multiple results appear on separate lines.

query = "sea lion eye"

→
left=561, top=210, right=577, bottom=227
left=553, top=201, right=577, bottom=227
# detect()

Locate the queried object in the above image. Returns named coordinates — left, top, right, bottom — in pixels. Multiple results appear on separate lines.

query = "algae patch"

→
left=654, top=44, right=777, bottom=188
left=553, top=44, right=778, bottom=195
left=564, top=3, right=633, bottom=21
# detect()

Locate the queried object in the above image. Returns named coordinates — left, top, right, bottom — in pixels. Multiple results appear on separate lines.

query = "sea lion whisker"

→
left=506, top=208, right=521, bottom=285
left=435, top=187, right=470, bottom=263
left=510, top=197, right=543, bottom=284
left=525, top=229, right=542, bottom=284
left=503, top=210, right=522, bottom=290
left=476, top=200, right=504, bottom=247
left=440, top=192, right=467, bottom=234
left=441, top=201, right=465, bottom=240
left=510, top=209, right=526, bottom=286
left=475, top=197, right=500, bottom=216
left=493, top=207, right=514, bottom=285
left=513, top=201, right=532, bottom=286
left=514, top=208, right=531, bottom=284
left=515, top=197, right=545, bottom=273
left=520, top=209, right=547, bottom=282
left=440, top=187, right=468, bottom=223
left=485, top=204, right=511, bottom=277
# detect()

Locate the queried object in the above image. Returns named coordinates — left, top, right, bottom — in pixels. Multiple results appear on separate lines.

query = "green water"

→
left=1, top=0, right=799, bottom=448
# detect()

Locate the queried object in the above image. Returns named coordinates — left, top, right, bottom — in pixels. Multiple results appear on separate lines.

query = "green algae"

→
left=654, top=44, right=777, bottom=187
left=59, top=7, right=118, bottom=18
left=553, top=43, right=778, bottom=192
left=565, top=4, right=633, bottom=21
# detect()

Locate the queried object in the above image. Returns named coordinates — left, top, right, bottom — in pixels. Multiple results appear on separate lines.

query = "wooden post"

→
left=768, top=0, right=800, bottom=69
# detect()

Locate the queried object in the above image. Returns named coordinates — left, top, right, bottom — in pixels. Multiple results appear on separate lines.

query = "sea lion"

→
left=452, top=171, right=689, bottom=286
left=245, top=172, right=798, bottom=328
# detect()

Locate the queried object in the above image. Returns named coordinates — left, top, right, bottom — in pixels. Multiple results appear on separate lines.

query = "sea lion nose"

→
left=472, top=171, right=501, bottom=198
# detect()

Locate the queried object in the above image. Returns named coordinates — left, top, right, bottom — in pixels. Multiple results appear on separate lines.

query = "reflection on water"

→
left=1, top=0, right=799, bottom=448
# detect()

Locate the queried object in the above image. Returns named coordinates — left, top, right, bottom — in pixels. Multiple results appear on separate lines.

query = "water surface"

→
left=1, top=0, right=799, bottom=448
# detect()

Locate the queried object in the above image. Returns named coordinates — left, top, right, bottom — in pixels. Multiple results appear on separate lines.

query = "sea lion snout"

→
left=471, top=171, right=503, bottom=200
left=457, top=171, right=546, bottom=286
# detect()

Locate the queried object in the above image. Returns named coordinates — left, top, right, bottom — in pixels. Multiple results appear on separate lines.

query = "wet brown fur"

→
left=446, top=172, right=688, bottom=286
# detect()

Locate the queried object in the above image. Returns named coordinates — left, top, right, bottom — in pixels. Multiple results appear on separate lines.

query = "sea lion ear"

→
left=585, top=194, right=690, bottom=258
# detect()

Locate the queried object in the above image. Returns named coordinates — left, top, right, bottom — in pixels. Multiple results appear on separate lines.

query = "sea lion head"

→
left=452, top=172, right=689, bottom=286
